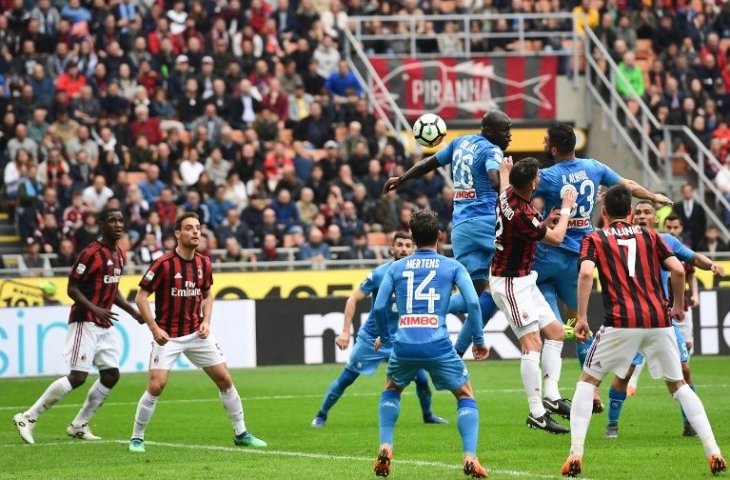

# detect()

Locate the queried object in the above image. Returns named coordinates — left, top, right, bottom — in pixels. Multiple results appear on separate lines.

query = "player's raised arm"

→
left=382, top=155, right=440, bottom=194
left=541, top=187, right=577, bottom=246
left=372, top=269, right=396, bottom=345
left=693, top=252, right=725, bottom=276
left=498, top=155, right=513, bottom=193
left=619, top=178, right=673, bottom=205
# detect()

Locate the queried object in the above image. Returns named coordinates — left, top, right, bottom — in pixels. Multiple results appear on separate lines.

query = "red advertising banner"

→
left=368, top=56, right=558, bottom=121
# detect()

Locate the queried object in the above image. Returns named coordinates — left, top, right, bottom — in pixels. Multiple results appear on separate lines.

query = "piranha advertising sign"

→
left=368, top=56, right=558, bottom=121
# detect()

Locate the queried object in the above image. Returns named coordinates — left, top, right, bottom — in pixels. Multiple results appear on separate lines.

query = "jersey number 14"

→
left=402, top=270, right=440, bottom=314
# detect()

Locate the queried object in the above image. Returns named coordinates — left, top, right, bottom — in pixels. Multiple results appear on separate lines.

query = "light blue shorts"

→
left=386, top=352, right=469, bottom=391
left=533, top=244, right=579, bottom=323
left=631, top=321, right=689, bottom=366
left=451, top=218, right=495, bottom=281
left=345, top=335, right=391, bottom=375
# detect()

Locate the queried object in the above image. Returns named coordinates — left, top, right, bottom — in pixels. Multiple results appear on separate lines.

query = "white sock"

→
left=219, top=386, right=247, bottom=436
left=521, top=351, right=546, bottom=417
left=72, top=379, right=111, bottom=427
left=25, top=376, right=73, bottom=421
left=628, top=362, right=644, bottom=390
left=569, top=381, right=596, bottom=457
left=674, top=384, right=720, bottom=456
left=131, top=391, right=158, bottom=440
left=542, top=339, right=563, bottom=400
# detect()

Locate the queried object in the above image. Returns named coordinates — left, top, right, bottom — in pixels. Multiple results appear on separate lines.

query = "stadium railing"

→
left=583, top=26, right=730, bottom=241
left=0, top=245, right=457, bottom=277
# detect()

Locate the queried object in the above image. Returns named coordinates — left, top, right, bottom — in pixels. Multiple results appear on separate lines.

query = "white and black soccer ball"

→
left=412, top=113, right=447, bottom=148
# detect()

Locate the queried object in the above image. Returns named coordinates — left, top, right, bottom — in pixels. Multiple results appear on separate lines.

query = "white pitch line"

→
left=0, top=439, right=584, bottom=479
left=1, top=383, right=727, bottom=412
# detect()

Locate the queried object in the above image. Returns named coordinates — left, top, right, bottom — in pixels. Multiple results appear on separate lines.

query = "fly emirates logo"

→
left=103, top=268, right=122, bottom=284
left=171, top=281, right=201, bottom=297
left=399, top=315, right=438, bottom=328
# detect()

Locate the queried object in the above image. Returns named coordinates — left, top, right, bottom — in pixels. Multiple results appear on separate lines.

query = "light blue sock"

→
left=448, top=293, right=466, bottom=314
left=414, top=369, right=432, bottom=418
left=378, top=390, right=401, bottom=446
left=317, top=368, right=359, bottom=418
left=607, top=387, right=626, bottom=426
left=576, top=337, right=593, bottom=369
left=479, top=291, right=496, bottom=327
left=457, top=398, right=479, bottom=457
left=681, top=384, right=696, bottom=422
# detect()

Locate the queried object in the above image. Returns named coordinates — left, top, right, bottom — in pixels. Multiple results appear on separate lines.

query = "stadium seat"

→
left=367, top=232, right=389, bottom=246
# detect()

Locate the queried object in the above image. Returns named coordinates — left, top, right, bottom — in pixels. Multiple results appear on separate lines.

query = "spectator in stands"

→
left=123, top=184, right=149, bottom=242
left=205, top=147, right=232, bottom=186
left=216, top=207, right=254, bottom=249
left=326, top=224, right=346, bottom=253
left=180, top=148, right=205, bottom=187
left=298, top=226, right=331, bottom=267
left=74, top=212, right=99, bottom=251
left=256, top=233, right=286, bottom=262
left=154, top=187, right=178, bottom=230
left=55, top=61, right=86, bottom=99
left=325, top=60, right=363, bottom=104
left=27, top=108, right=50, bottom=145
left=673, top=183, right=706, bottom=249
left=254, top=207, right=282, bottom=247
left=271, top=188, right=300, bottom=232
left=438, top=21, right=464, bottom=55
left=71, top=86, right=101, bottom=128
left=6, top=123, right=38, bottom=162
left=335, top=200, right=365, bottom=246
left=191, top=103, right=226, bottom=145
left=38, top=147, right=69, bottom=188
left=137, top=165, right=164, bottom=204
left=314, top=35, right=340, bottom=79
left=220, top=237, right=246, bottom=263
left=51, top=238, right=76, bottom=268
left=81, top=174, right=114, bottom=212
left=39, top=212, right=62, bottom=253
left=131, top=104, right=163, bottom=145
left=208, top=185, right=235, bottom=230
left=183, top=190, right=210, bottom=226
left=66, top=125, right=99, bottom=167
left=22, top=236, right=44, bottom=274
left=345, top=230, right=376, bottom=260
left=616, top=51, right=645, bottom=99
left=296, top=187, right=319, bottom=227
left=136, top=231, right=164, bottom=264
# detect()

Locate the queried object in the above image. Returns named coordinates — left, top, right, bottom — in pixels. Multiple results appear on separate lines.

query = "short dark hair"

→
left=98, top=208, right=123, bottom=223
left=603, top=185, right=632, bottom=218
left=392, top=231, right=413, bottom=244
left=634, top=199, right=655, bottom=211
left=408, top=210, right=439, bottom=247
left=664, top=214, right=682, bottom=225
left=509, top=157, right=540, bottom=189
left=547, top=122, right=576, bottom=154
left=174, top=212, right=200, bottom=231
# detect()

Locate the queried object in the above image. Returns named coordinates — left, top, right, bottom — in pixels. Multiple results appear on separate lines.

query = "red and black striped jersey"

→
left=580, top=221, right=674, bottom=329
left=69, top=241, right=126, bottom=328
left=491, top=187, right=547, bottom=277
left=139, top=250, right=213, bottom=338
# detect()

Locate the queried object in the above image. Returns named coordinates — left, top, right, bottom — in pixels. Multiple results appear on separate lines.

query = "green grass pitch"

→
left=1, top=356, right=728, bottom=479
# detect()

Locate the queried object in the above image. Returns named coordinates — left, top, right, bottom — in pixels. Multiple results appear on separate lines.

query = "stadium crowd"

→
left=1, top=0, right=729, bottom=273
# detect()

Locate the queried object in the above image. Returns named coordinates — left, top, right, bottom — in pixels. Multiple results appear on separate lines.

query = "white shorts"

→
left=677, top=309, right=694, bottom=346
left=490, top=272, right=557, bottom=338
left=148, top=332, right=226, bottom=370
left=584, top=326, right=683, bottom=382
left=63, top=322, right=120, bottom=373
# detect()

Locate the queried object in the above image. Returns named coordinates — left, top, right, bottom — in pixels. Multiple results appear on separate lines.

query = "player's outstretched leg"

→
left=671, top=383, right=726, bottom=474
left=452, top=291, right=497, bottom=357
left=13, top=373, right=80, bottom=444
left=374, top=389, right=401, bottom=477
left=414, top=370, right=447, bottom=424
left=562, top=381, right=596, bottom=477
left=312, top=368, right=359, bottom=427
left=68, top=369, right=119, bottom=441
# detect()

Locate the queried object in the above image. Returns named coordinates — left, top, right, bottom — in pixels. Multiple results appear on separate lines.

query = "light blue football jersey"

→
left=659, top=232, right=695, bottom=298
left=373, top=249, right=483, bottom=359
left=535, top=157, right=622, bottom=254
left=356, top=261, right=399, bottom=341
left=435, top=134, right=502, bottom=228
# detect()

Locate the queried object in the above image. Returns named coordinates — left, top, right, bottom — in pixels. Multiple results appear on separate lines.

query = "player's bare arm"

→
left=498, top=155, right=512, bottom=193
left=541, top=188, right=577, bottom=245
left=338, top=289, right=366, bottom=350
left=135, top=288, right=169, bottom=346
left=114, top=291, right=143, bottom=324
left=575, top=259, right=595, bottom=342
left=688, top=270, right=699, bottom=307
left=619, top=178, right=673, bottom=205
left=198, top=289, right=212, bottom=339
left=68, top=277, right=118, bottom=323
left=693, top=253, right=725, bottom=276
left=382, top=156, right=439, bottom=194
left=664, top=255, right=686, bottom=321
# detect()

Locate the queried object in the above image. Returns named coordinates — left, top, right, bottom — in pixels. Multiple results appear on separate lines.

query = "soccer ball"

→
left=413, top=113, right=447, bottom=148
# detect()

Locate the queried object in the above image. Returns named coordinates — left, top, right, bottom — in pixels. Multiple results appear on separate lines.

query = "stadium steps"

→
left=586, top=106, right=646, bottom=183
left=0, top=212, right=23, bottom=256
